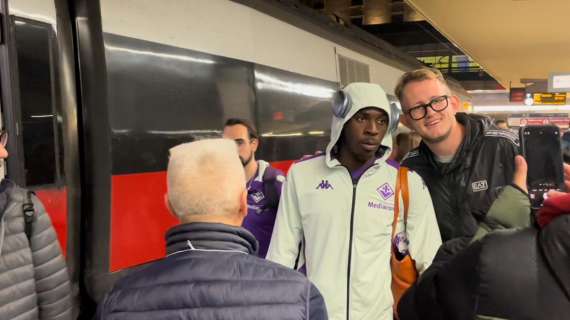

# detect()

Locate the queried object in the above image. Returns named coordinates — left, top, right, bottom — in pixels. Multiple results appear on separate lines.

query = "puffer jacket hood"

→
left=325, top=82, right=394, bottom=168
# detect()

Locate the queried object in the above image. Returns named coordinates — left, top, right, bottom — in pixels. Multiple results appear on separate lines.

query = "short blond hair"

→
left=395, top=68, right=449, bottom=103
left=167, top=139, right=245, bottom=218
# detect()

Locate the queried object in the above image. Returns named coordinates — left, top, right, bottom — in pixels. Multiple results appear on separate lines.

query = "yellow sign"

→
left=461, top=101, right=473, bottom=112
left=533, top=92, right=567, bottom=105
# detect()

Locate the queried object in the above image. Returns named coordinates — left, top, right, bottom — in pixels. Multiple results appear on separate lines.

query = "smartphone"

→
left=519, top=125, right=565, bottom=208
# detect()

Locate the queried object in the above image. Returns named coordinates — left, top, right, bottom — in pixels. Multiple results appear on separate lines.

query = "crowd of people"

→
left=1, top=67, right=569, bottom=320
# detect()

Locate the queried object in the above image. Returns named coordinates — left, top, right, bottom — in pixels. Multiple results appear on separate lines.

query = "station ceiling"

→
left=405, top=0, right=570, bottom=88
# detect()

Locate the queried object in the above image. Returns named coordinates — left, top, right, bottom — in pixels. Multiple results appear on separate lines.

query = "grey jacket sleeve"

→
left=30, top=194, right=73, bottom=320
left=308, top=283, right=328, bottom=320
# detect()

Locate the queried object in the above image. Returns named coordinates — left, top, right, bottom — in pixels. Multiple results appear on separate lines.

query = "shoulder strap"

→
left=22, top=191, right=36, bottom=241
left=400, top=167, right=410, bottom=224
left=391, top=167, right=410, bottom=239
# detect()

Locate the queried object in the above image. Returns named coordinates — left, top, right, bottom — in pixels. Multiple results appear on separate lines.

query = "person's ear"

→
left=250, top=137, right=259, bottom=152
left=238, top=188, right=248, bottom=219
left=449, top=95, right=461, bottom=112
left=400, top=114, right=412, bottom=129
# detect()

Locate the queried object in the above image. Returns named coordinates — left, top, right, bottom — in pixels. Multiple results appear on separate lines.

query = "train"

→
left=1, top=0, right=468, bottom=315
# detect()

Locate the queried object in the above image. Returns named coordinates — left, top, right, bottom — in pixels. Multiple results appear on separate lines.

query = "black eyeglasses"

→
left=405, top=95, right=449, bottom=120
left=0, top=130, right=7, bottom=147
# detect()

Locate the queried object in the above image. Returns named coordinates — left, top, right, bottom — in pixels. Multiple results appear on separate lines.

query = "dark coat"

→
left=97, top=222, right=327, bottom=320
left=402, top=113, right=519, bottom=241
left=398, top=215, right=570, bottom=320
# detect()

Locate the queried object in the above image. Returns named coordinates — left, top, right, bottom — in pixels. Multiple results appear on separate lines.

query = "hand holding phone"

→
left=519, top=125, right=565, bottom=209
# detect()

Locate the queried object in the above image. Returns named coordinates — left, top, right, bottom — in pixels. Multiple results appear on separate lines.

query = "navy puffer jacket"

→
left=97, top=222, right=327, bottom=320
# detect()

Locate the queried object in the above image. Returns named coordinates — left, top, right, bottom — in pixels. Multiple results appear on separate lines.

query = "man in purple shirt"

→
left=223, top=118, right=285, bottom=258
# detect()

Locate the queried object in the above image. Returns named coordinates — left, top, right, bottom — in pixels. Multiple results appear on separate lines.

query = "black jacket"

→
left=398, top=215, right=570, bottom=320
left=402, top=113, right=519, bottom=241
left=96, top=222, right=328, bottom=320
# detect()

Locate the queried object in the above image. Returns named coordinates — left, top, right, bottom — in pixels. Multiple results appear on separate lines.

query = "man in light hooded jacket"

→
left=267, top=83, right=442, bottom=320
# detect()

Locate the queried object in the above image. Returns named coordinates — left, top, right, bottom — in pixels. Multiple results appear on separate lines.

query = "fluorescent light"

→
left=147, top=130, right=221, bottom=135
left=261, top=132, right=304, bottom=137
left=30, top=114, right=54, bottom=118
left=106, top=45, right=216, bottom=64
left=255, top=72, right=335, bottom=99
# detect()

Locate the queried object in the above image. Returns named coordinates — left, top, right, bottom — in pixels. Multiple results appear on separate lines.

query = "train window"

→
left=13, top=17, right=61, bottom=187
left=104, top=34, right=255, bottom=174
left=254, top=65, right=337, bottom=161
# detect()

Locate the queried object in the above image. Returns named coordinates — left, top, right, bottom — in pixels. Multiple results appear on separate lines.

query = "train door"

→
left=0, top=0, right=82, bottom=311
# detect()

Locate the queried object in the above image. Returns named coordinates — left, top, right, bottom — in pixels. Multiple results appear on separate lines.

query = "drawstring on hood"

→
left=325, top=82, right=394, bottom=168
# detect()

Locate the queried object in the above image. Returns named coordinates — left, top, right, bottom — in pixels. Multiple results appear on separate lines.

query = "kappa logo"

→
left=377, top=183, right=395, bottom=200
left=472, top=180, right=488, bottom=192
left=251, top=191, right=265, bottom=203
left=316, top=180, right=334, bottom=190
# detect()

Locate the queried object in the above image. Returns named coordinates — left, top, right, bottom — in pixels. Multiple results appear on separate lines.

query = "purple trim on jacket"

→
left=386, top=158, right=400, bottom=169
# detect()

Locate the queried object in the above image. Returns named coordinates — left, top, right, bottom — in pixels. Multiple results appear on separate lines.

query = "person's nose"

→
left=364, top=119, right=379, bottom=135
left=424, top=104, right=437, bottom=118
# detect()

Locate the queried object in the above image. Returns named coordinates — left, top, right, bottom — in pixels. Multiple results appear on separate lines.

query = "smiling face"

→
left=338, top=107, right=388, bottom=170
left=400, top=78, right=460, bottom=144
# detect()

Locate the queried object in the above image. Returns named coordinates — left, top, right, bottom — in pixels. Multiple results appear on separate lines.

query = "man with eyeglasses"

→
left=396, top=68, right=519, bottom=241
left=223, top=118, right=285, bottom=258
left=0, top=130, right=73, bottom=319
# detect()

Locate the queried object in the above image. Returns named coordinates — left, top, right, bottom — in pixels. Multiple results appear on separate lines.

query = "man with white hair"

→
left=96, top=139, right=327, bottom=320
left=267, top=83, right=441, bottom=320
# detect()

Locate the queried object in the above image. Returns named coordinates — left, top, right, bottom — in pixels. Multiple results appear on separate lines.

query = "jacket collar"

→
left=165, top=222, right=259, bottom=256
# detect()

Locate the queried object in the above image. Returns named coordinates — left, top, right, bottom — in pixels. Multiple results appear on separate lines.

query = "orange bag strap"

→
left=391, top=167, right=410, bottom=239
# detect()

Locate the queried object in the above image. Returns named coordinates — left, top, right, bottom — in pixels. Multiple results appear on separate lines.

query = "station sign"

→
left=532, top=92, right=567, bottom=105
left=549, top=73, right=570, bottom=92
left=509, top=116, right=569, bottom=128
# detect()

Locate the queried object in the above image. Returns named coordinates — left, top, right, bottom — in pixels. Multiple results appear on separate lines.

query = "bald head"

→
left=167, top=139, right=246, bottom=221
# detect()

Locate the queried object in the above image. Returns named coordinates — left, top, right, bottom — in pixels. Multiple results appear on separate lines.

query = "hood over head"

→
left=325, top=82, right=394, bottom=167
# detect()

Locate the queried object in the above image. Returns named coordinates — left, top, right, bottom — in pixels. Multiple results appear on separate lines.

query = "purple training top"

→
left=242, top=160, right=285, bottom=258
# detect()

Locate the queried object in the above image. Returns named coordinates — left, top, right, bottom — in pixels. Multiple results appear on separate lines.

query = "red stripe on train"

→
left=109, top=160, right=295, bottom=272
left=35, top=188, right=68, bottom=256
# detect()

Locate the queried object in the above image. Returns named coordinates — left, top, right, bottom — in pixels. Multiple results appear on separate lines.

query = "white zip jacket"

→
left=267, top=83, right=442, bottom=320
